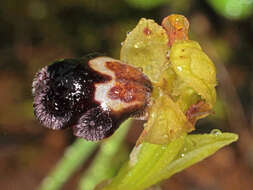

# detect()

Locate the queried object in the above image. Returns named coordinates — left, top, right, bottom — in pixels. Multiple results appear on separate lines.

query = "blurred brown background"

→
left=0, top=0, right=253, bottom=189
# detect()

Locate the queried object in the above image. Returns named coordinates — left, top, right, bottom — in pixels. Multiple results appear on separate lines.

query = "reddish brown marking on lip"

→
left=108, top=86, right=122, bottom=100
left=106, top=61, right=151, bottom=87
left=106, top=61, right=152, bottom=105
left=108, top=83, right=139, bottom=103
left=143, top=27, right=152, bottom=35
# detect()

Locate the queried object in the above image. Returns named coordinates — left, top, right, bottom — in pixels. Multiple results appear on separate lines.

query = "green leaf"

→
left=150, top=131, right=238, bottom=185
left=38, top=139, right=98, bottom=190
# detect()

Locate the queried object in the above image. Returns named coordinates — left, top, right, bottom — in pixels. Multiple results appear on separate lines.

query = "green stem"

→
left=38, top=139, right=98, bottom=190
left=78, top=119, right=132, bottom=190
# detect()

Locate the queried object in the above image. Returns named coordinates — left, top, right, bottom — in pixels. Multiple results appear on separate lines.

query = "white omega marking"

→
left=89, top=57, right=138, bottom=112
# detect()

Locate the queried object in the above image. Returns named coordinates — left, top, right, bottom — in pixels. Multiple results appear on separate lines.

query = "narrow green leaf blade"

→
left=150, top=132, right=238, bottom=184
left=38, top=139, right=98, bottom=190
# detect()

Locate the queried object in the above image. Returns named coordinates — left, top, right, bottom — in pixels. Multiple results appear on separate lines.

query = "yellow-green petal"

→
left=120, top=18, right=169, bottom=82
left=143, top=93, right=193, bottom=144
left=170, top=40, right=217, bottom=107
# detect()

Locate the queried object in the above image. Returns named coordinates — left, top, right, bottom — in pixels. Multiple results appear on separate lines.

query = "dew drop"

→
left=180, top=153, right=185, bottom=158
left=134, top=42, right=143, bottom=48
left=177, top=66, right=183, bottom=72
left=211, top=129, right=222, bottom=136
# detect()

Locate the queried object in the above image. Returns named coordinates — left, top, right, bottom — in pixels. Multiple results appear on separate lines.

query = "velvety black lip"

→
left=33, top=58, right=111, bottom=130
left=73, top=106, right=114, bottom=141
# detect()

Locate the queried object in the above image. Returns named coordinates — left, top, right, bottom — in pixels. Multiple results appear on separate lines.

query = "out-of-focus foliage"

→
left=38, top=140, right=98, bottom=190
left=207, top=0, right=253, bottom=19
left=125, top=0, right=170, bottom=10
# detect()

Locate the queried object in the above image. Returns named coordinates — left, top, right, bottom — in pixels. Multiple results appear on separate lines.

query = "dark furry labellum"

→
left=32, top=57, right=152, bottom=141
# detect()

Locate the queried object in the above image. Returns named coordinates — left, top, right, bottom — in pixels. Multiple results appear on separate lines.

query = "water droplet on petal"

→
left=177, top=66, right=183, bottom=72
left=134, top=42, right=144, bottom=48
left=211, top=129, right=222, bottom=136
